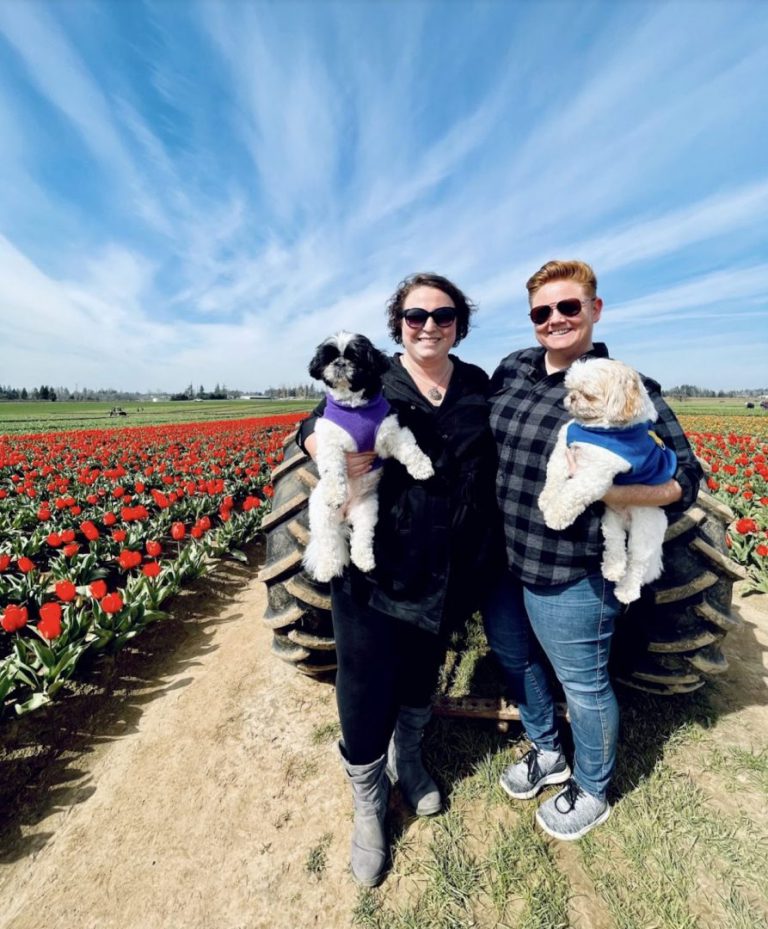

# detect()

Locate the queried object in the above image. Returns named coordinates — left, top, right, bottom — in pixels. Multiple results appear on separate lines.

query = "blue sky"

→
left=1, top=0, right=766, bottom=393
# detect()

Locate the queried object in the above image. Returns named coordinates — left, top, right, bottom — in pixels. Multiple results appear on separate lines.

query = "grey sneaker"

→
left=535, top=779, right=611, bottom=841
left=499, top=746, right=571, bottom=800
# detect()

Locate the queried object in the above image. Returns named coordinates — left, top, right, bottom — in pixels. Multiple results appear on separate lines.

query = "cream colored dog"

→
left=538, top=358, right=677, bottom=604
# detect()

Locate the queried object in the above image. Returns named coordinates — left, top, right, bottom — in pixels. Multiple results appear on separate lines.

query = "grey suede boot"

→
left=386, top=705, right=443, bottom=816
left=339, top=744, right=390, bottom=887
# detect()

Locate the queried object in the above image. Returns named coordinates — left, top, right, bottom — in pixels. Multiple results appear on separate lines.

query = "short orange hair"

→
left=525, top=260, right=598, bottom=300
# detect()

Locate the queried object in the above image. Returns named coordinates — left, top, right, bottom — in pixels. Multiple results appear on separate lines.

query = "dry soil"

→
left=1, top=551, right=766, bottom=929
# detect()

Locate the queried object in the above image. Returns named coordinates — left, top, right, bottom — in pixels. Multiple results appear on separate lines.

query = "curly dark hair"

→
left=385, top=272, right=476, bottom=346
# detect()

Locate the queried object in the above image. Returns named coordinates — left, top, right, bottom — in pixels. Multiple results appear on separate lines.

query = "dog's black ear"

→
left=308, top=349, right=324, bottom=381
left=373, top=346, right=389, bottom=377
left=352, top=334, right=389, bottom=376
left=309, top=342, right=334, bottom=381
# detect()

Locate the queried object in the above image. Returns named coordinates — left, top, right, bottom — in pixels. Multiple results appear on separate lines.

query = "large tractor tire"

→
left=258, top=437, right=336, bottom=676
left=259, top=435, right=745, bottom=699
left=613, top=490, right=746, bottom=695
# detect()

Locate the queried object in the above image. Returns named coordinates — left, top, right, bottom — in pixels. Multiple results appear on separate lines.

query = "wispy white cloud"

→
left=0, top=1, right=174, bottom=235
left=604, top=264, right=768, bottom=324
left=0, top=0, right=766, bottom=391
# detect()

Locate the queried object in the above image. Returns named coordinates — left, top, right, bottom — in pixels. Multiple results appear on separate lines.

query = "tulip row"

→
left=679, top=416, right=768, bottom=594
left=0, top=414, right=303, bottom=715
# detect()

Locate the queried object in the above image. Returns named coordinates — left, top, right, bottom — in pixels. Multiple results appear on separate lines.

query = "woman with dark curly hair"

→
left=297, top=272, right=500, bottom=886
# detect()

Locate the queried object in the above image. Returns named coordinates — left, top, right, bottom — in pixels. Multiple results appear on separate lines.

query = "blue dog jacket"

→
left=566, top=420, right=677, bottom=485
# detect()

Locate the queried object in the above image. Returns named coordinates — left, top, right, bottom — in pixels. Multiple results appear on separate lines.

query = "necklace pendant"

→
left=427, top=387, right=443, bottom=402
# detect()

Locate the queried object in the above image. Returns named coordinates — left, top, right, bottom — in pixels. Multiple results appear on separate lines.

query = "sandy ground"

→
left=0, top=550, right=356, bottom=929
left=1, top=548, right=767, bottom=929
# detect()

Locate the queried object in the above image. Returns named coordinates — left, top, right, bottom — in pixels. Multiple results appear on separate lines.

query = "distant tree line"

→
left=662, top=385, right=768, bottom=398
left=262, top=384, right=324, bottom=399
left=0, top=384, right=58, bottom=401
left=0, top=384, right=155, bottom=402
left=2, top=381, right=765, bottom=404
left=169, top=383, right=230, bottom=401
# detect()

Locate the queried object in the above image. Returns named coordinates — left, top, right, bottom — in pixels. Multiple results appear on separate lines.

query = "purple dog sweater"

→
left=323, top=392, right=391, bottom=468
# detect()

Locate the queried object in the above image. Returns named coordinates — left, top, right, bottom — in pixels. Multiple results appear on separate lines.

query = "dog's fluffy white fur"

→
left=538, top=357, right=670, bottom=604
left=304, top=331, right=434, bottom=583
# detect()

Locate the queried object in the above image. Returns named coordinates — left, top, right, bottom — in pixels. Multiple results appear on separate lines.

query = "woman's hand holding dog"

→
left=601, top=479, right=682, bottom=509
left=567, top=448, right=682, bottom=509
left=345, top=450, right=376, bottom=478
left=304, top=433, right=375, bottom=479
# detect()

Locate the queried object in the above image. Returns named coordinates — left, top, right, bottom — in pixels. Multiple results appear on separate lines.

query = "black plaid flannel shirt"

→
left=489, top=342, right=703, bottom=587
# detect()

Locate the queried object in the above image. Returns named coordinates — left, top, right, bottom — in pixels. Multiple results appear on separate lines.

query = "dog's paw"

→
left=408, top=457, right=434, bottom=480
left=538, top=491, right=558, bottom=522
left=351, top=549, right=376, bottom=573
left=601, top=558, right=627, bottom=583
left=542, top=510, right=574, bottom=531
left=613, top=582, right=640, bottom=605
left=311, top=560, right=340, bottom=583
left=326, top=485, right=347, bottom=509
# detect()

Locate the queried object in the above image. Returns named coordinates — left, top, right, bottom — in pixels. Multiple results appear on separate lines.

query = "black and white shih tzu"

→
left=304, top=331, right=434, bottom=582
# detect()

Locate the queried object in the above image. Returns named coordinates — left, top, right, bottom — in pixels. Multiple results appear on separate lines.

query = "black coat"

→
left=298, top=354, right=502, bottom=634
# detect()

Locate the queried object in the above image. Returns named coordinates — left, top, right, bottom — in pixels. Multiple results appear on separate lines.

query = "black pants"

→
left=331, top=577, right=446, bottom=765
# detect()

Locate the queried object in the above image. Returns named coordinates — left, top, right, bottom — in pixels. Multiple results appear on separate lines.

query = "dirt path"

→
left=1, top=554, right=767, bottom=929
left=0, top=553, right=357, bottom=929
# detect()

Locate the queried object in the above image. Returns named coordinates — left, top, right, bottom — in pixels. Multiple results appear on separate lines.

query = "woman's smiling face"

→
left=400, top=285, right=456, bottom=366
left=530, top=278, right=602, bottom=364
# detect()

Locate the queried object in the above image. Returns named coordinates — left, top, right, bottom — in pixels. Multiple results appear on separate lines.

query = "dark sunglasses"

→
left=529, top=298, right=591, bottom=325
left=400, top=307, right=458, bottom=329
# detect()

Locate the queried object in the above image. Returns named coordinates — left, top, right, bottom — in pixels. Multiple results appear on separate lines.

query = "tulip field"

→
left=679, top=413, right=768, bottom=594
left=0, top=413, right=304, bottom=715
left=1, top=407, right=767, bottom=719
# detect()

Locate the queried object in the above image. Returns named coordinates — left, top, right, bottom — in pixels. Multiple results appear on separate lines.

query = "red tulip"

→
left=17, top=556, right=36, bottom=573
left=0, top=553, right=11, bottom=572
left=62, top=543, right=81, bottom=558
left=38, top=603, right=63, bottom=640
left=55, top=580, right=77, bottom=602
left=146, top=540, right=162, bottom=557
left=1, top=604, right=29, bottom=633
left=118, top=549, right=142, bottom=570
left=80, top=520, right=100, bottom=541
left=171, top=522, right=186, bottom=541
left=151, top=490, right=170, bottom=509
left=101, top=592, right=124, bottom=614
left=142, top=561, right=161, bottom=578
left=90, top=580, right=108, bottom=600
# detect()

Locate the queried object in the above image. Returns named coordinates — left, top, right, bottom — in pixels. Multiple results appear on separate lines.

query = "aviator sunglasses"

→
left=529, top=298, right=592, bottom=326
left=400, top=307, right=458, bottom=329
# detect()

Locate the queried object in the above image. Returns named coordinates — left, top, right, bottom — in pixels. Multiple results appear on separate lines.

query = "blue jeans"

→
left=484, top=570, right=621, bottom=800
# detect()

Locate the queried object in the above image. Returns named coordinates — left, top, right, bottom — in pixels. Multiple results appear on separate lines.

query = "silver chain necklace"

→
left=403, top=358, right=453, bottom=404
